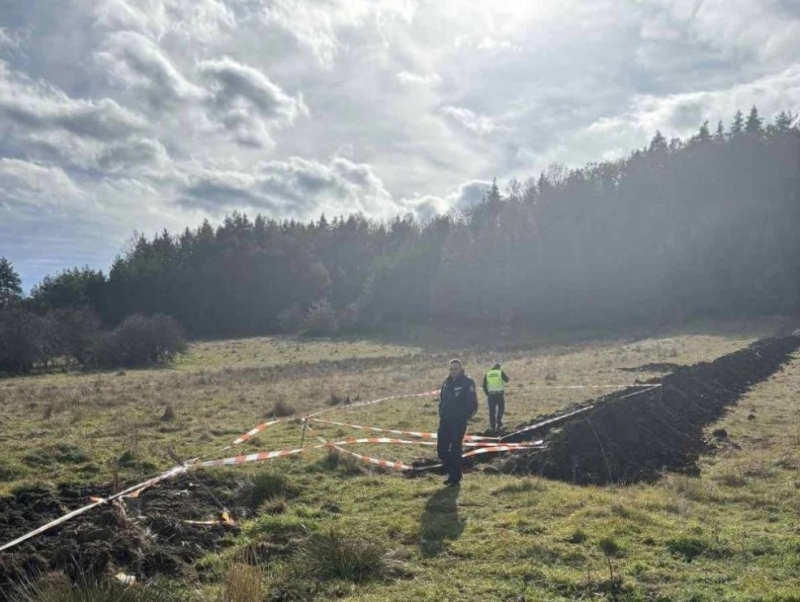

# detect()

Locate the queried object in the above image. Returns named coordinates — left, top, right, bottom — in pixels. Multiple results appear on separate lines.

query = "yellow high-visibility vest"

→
left=486, top=369, right=504, bottom=393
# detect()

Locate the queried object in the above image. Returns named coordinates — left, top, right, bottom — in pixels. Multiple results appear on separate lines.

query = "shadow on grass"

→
left=419, top=485, right=465, bottom=558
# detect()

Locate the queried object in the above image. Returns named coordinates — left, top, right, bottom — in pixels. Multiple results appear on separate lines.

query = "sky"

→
left=1, top=0, right=799, bottom=292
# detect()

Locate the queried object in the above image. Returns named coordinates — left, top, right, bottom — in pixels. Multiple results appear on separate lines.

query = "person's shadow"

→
left=418, top=485, right=465, bottom=558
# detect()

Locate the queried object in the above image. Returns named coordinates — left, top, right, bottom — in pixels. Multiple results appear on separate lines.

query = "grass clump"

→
left=266, top=398, right=295, bottom=418
left=292, top=529, right=388, bottom=582
left=566, top=528, right=587, bottom=544
left=221, top=563, right=263, bottom=602
left=249, top=471, right=299, bottom=509
left=666, top=536, right=708, bottom=562
left=314, top=448, right=364, bottom=476
left=11, top=575, right=188, bottom=602
left=268, top=529, right=392, bottom=600
left=666, top=535, right=732, bottom=562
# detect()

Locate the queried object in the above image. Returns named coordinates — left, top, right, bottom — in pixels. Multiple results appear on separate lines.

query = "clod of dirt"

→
left=0, top=475, right=243, bottom=601
left=712, top=428, right=728, bottom=439
left=502, top=336, right=800, bottom=484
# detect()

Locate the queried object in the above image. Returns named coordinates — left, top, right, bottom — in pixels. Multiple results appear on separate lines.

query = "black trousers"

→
left=437, top=420, right=468, bottom=482
left=487, top=393, right=505, bottom=430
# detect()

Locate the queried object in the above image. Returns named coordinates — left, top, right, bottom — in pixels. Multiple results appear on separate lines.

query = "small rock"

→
left=712, top=428, right=728, bottom=439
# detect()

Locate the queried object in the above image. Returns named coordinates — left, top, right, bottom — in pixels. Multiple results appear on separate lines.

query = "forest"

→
left=1, top=107, right=799, bottom=372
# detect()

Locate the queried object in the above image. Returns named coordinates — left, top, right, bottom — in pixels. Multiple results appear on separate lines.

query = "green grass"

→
left=1, top=319, right=799, bottom=601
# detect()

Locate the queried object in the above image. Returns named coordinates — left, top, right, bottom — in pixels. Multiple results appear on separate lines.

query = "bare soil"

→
left=502, top=335, right=800, bottom=483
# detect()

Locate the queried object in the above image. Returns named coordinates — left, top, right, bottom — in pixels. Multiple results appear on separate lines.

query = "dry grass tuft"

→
left=221, top=563, right=263, bottom=602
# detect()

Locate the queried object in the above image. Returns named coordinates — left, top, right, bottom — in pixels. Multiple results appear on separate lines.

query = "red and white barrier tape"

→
left=1, top=381, right=626, bottom=553
left=308, top=417, right=436, bottom=439
left=224, top=389, right=439, bottom=451
left=462, top=444, right=545, bottom=458
left=527, top=383, right=662, bottom=390
left=323, top=437, right=541, bottom=449
left=230, top=419, right=287, bottom=446
left=327, top=445, right=417, bottom=471
left=0, top=464, right=188, bottom=553
left=307, top=417, right=499, bottom=442
left=307, top=390, right=438, bottom=418
left=502, top=406, right=594, bottom=439
left=195, top=446, right=307, bottom=468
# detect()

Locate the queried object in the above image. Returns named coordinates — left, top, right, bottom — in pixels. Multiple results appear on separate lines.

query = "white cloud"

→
left=441, top=106, right=510, bottom=136
left=93, top=0, right=235, bottom=42
left=0, top=159, right=83, bottom=208
left=259, top=0, right=417, bottom=67
left=180, top=155, right=401, bottom=219
left=0, top=27, right=26, bottom=51
left=1, top=0, right=800, bottom=289
left=404, top=179, right=492, bottom=218
left=396, top=70, right=441, bottom=86
left=197, top=57, right=309, bottom=147
left=0, top=61, right=146, bottom=142
left=651, top=0, right=800, bottom=64
left=94, top=31, right=204, bottom=109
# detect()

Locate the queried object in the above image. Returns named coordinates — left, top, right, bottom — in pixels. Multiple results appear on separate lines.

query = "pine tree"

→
left=0, top=257, right=23, bottom=308
left=773, top=111, right=796, bottom=133
left=486, top=178, right=502, bottom=203
left=694, top=120, right=711, bottom=143
left=730, top=109, right=745, bottom=135
left=714, top=120, right=726, bottom=142
left=649, top=130, right=668, bottom=153
left=745, top=106, right=763, bottom=134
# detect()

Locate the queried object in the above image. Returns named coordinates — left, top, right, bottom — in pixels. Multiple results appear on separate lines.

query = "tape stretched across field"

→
left=0, top=379, right=664, bottom=552
left=0, top=465, right=188, bottom=553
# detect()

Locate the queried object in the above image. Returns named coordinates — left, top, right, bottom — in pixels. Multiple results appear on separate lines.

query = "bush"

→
left=288, top=529, right=388, bottom=583
left=94, top=314, right=187, bottom=369
left=46, top=308, right=102, bottom=365
left=266, top=398, right=295, bottom=418
left=277, top=305, right=306, bottom=334
left=0, top=306, right=47, bottom=374
left=302, top=299, right=338, bottom=337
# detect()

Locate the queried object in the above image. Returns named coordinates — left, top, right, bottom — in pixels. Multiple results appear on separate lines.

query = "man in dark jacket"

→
left=482, top=363, right=510, bottom=432
left=438, top=358, right=478, bottom=486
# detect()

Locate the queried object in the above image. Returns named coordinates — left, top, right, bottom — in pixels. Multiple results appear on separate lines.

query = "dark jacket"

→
left=439, top=374, right=479, bottom=423
left=482, top=370, right=510, bottom=396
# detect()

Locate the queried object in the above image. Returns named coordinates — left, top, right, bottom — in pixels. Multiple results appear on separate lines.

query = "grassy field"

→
left=1, top=319, right=799, bottom=601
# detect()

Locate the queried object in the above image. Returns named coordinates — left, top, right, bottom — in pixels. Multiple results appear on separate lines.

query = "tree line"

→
left=1, top=259, right=186, bottom=374
left=1, top=107, right=799, bottom=373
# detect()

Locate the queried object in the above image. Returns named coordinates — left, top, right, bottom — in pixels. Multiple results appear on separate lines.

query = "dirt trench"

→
left=502, top=335, right=800, bottom=484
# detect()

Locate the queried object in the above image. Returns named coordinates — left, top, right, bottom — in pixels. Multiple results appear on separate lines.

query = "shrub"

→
left=266, top=398, right=295, bottom=418
left=335, top=303, right=361, bottom=333
left=289, top=529, right=388, bottom=583
left=94, top=314, right=187, bottom=369
left=0, top=307, right=47, bottom=374
left=302, top=299, right=338, bottom=337
left=277, top=305, right=306, bottom=334
left=46, top=308, right=102, bottom=365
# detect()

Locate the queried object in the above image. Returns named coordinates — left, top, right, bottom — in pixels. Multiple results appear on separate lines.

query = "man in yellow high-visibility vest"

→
left=482, top=363, right=510, bottom=432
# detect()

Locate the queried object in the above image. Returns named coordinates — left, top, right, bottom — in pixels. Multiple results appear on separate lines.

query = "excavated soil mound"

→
left=503, top=335, right=800, bottom=484
left=0, top=475, right=244, bottom=601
